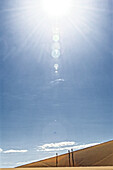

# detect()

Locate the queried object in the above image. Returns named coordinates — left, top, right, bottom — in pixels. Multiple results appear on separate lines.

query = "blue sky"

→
left=0, top=0, right=113, bottom=168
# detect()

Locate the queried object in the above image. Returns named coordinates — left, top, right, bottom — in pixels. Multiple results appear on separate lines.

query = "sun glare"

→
left=42, top=0, right=72, bottom=17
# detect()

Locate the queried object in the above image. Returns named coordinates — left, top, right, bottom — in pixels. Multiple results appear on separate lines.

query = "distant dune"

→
left=17, top=140, right=113, bottom=167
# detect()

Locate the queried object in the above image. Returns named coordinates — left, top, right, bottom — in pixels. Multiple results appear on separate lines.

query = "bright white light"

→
left=42, top=0, right=72, bottom=17
left=54, top=64, right=59, bottom=70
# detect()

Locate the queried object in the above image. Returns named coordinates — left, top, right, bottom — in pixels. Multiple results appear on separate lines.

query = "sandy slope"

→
left=1, top=167, right=113, bottom=170
left=18, top=140, right=113, bottom=167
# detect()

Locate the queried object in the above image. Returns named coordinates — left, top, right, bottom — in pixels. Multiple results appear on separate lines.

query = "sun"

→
left=42, top=0, right=72, bottom=17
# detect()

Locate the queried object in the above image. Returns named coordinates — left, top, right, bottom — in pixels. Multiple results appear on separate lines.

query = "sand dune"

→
left=18, top=140, right=113, bottom=167
left=1, top=167, right=113, bottom=170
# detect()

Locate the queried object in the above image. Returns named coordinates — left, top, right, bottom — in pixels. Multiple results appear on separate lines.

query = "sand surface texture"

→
left=17, top=141, right=113, bottom=167
left=1, top=167, right=113, bottom=170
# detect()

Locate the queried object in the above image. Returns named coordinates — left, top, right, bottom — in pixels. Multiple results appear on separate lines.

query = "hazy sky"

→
left=0, top=0, right=113, bottom=168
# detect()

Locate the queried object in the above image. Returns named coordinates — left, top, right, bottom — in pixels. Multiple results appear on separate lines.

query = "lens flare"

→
left=54, top=64, right=59, bottom=70
left=52, top=49, right=60, bottom=59
left=53, top=34, right=60, bottom=42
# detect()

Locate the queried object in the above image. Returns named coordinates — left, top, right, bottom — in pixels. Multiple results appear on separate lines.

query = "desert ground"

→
left=1, top=141, right=113, bottom=170
left=17, top=141, right=113, bottom=167
left=1, top=167, right=113, bottom=170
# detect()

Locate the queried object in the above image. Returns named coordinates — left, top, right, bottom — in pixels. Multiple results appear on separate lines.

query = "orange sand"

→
left=1, top=167, right=113, bottom=170
left=18, top=140, right=113, bottom=167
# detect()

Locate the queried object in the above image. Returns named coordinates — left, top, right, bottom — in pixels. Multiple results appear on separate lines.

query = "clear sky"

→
left=0, top=0, right=113, bottom=168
